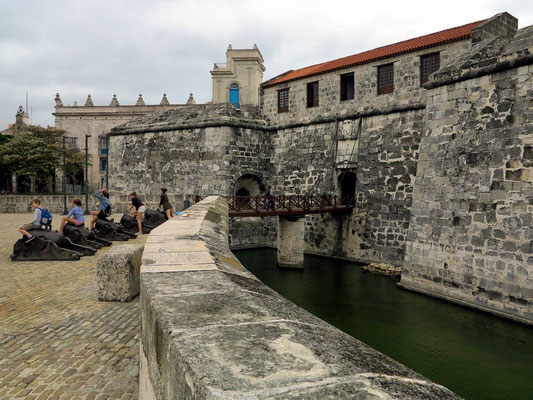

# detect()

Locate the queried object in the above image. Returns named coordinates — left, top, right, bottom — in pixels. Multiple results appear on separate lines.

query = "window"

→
left=307, top=81, right=319, bottom=107
left=420, top=52, right=440, bottom=85
left=278, top=88, right=289, bottom=113
left=99, top=157, right=107, bottom=172
left=66, top=137, right=79, bottom=153
left=340, top=73, right=354, bottom=101
left=98, top=135, right=108, bottom=155
left=229, top=83, right=239, bottom=108
left=377, top=63, right=394, bottom=95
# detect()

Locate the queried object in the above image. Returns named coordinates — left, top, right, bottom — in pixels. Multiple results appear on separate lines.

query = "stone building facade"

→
left=107, top=12, right=532, bottom=323
left=53, top=93, right=192, bottom=191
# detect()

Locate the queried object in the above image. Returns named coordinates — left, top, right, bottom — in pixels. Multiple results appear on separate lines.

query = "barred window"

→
left=377, top=63, right=394, bottom=95
left=307, top=81, right=319, bottom=108
left=420, top=52, right=440, bottom=85
left=278, top=88, right=289, bottom=113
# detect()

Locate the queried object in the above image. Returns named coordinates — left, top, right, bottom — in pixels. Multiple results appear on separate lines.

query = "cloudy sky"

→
left=1, top=0, right=531, bottom=129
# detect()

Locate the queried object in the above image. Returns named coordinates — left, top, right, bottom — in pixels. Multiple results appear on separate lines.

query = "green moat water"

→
left=234, top=248, right=533, bottom=400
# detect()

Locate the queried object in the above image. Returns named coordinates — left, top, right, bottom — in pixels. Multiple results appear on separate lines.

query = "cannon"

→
left=62, top=224, right=103, bottom=249
left=120, top=213, right=152, bottom=235
left=28, top=229, right=97, bottom=257
left=63, top=224, right=110, bottom=248
left=103, top=219, right=138, bottom=239
left=94, top=219, right=130, bottom=241
left=11, top=234, right=81, bottom=261
left=142, top=208, right=168, bottom=229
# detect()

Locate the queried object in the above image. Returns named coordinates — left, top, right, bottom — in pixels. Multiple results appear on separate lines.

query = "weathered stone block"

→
left=97, top=244, right=144, bottom=301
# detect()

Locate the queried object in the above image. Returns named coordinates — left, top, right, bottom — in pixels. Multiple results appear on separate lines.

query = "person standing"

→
left=265, top=185, right=275, bottom=211
left=159, top=188, right=173, bottom=219
left=130, top=192, right=146, bottom=235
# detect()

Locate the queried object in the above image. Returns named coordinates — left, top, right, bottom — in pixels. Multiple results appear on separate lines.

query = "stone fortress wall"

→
left=401, top=22, right=533, bottom=324
left=107, top=13, right=532, bottom=323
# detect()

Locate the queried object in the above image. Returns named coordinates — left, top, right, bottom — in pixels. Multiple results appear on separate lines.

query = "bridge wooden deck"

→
left=220, top=194, right=354, bottom=217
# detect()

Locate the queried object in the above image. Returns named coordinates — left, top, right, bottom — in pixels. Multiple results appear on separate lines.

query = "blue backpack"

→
left=38, top=207, right=53, bottom=227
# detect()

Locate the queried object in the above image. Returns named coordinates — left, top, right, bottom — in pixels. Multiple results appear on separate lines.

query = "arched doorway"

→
left=234, top=174, right=264, bottom=208
left=229, top=83, right=240, bottom=108
left=338, top=171, right=356, bottom=205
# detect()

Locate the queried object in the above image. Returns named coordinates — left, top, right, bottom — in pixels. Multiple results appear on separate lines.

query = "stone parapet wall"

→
left=139, top=196, right=460, bottom=399
left=402, top=44, right=533, bottom=324
left=0, top=194, right=98, bottom=214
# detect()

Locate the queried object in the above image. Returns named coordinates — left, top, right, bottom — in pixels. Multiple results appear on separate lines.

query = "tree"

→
left=0, top=126, right=84, bottom=188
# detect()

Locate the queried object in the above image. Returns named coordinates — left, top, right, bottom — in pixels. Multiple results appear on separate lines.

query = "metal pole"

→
left=62, top=136, right=67, bottom=215
left=84, top=134, right=91, bottom=215
left=105, top=134, right=109, bottom=189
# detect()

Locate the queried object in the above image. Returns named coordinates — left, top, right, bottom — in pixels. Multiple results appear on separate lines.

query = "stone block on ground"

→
left=97, top=243, right=144, bottom=301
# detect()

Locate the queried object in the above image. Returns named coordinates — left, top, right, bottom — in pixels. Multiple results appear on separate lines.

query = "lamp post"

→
left=105, top=134, right=109, bottom=189
left=62, top=136, right=67, bottom=215
left=84, top=134, right=91, bottom=215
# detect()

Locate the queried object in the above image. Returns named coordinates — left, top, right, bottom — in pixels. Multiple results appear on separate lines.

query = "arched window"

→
left=229, top=83, right=240, bottom=108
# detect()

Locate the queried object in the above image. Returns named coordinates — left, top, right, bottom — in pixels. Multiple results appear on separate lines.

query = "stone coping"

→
left=139, top=196, right=461, bottom=399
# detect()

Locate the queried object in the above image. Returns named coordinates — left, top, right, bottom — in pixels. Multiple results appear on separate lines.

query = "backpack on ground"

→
left=38, top=207, right=53, bottom=227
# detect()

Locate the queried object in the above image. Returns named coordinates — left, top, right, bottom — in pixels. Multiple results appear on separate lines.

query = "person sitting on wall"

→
left=130, top=192, right=146, bottom=235
left=17, top=198, right=43, bottom=242
left=159, top=188, right=173, bottom=219
left=59, top=199, right=85, bottom=233
left=90, top=189, right=111, bottom=230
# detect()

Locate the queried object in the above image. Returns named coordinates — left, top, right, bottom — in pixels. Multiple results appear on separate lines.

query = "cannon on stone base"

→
left=94, top=219, right=130, bottom=241
left=63, top=224, right=109, bottom=248
left=142, top=208, right=168, bottom=229
left=120, top=213, right=152, bottom=235
left=29, top=229, right=97, bottom=257
left=11, top=235, right=81, bottom=261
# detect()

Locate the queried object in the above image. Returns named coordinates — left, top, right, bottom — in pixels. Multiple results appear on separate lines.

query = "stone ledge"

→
left=139, top=196, right=461, bottom=399
left=97, top=243, right=143, bottom=301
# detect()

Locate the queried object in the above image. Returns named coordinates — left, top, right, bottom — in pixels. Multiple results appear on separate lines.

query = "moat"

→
left=235, top=248, right=533, bottom=400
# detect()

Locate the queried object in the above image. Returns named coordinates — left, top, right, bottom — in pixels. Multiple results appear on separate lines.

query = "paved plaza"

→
left=0, top=214, right=146, bottom=399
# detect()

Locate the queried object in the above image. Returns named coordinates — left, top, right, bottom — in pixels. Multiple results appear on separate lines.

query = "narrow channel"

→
left=234, top=248, right=533, bottom=400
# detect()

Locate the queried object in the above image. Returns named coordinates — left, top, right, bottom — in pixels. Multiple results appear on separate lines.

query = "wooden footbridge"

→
left=198, top=194, right=354, bottom=217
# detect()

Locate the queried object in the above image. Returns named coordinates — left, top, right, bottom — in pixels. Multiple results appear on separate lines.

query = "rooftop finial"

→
left=110, top=94, right=119, bottom=107
left=228, top=44, right=232, bottom=50
left=136, top=94, right=145, bottom=106
left=84, top=94, right=94, bottom=107
left=186, top=93, right=196, bottom=105
left=73, top=101, right=78, bottom=107
left=160, top=93, right=170, bottom=106
left=55, top=93, right=63, bottom=107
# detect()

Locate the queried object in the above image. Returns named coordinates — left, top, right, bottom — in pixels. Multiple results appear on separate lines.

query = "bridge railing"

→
left=226, top=194, right=353, bottom=214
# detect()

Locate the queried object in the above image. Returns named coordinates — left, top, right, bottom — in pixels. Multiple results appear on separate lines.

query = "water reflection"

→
left=234, top=248, right=533, bottom=400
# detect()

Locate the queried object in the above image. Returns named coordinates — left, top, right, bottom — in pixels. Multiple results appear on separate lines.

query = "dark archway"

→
left=338, top=171, right=356, bottom=206
left=234, top=174, right=264, bottom=208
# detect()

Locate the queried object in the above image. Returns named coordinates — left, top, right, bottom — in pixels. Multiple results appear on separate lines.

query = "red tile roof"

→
left=262, top=20, right=484, bottom=88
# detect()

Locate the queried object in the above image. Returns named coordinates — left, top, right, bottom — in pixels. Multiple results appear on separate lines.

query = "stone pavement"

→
left=0, top=214, right=147, bottom=399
